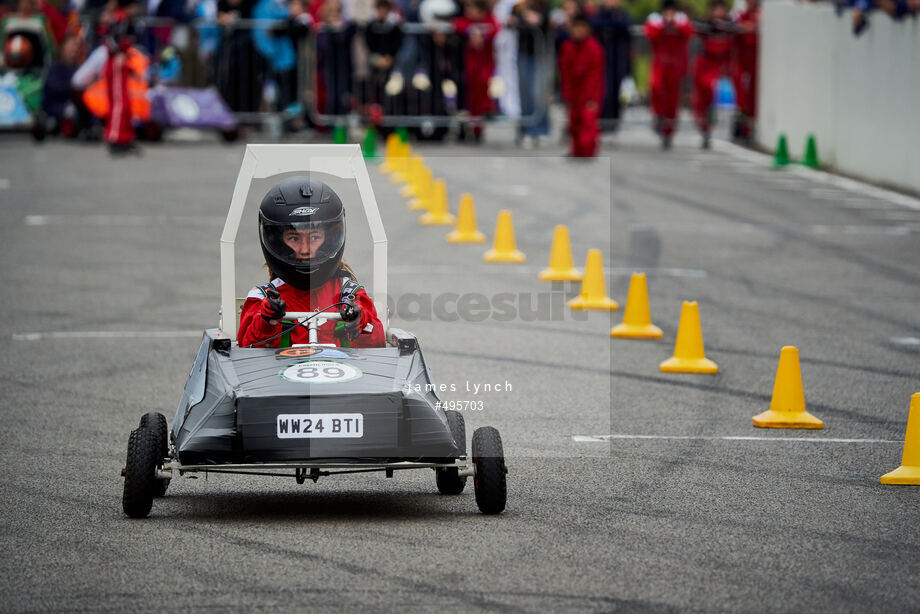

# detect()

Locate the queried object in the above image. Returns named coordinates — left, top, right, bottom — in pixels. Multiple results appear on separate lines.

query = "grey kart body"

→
left=171, top=329, right=461, bottom=466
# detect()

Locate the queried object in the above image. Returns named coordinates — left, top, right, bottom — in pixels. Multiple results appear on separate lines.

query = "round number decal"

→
left=280, top=360, right=362, bottom=384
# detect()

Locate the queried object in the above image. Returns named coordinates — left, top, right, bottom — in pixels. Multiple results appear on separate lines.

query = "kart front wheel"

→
left=122, top=426, right=160, bottom=518
left=139, top=412, right=170, bottom=497
left=472, top=426, right=507, bottom=514
left=435, top=410, right=466, bottom=495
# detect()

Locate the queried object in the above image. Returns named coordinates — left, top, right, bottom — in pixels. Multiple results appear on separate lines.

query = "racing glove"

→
left=336, top=280, right=363, bottom=342
left=260, top=285, right=286, bottom=324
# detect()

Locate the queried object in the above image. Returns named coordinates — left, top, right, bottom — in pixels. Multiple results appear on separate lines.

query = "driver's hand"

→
left=260, top=286, right=286, bottom=324
left=338, top=302, right=362, bottom=340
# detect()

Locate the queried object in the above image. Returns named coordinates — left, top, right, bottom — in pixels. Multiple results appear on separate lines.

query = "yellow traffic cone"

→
left=659, top=301, right=718, bottom=373
left=408, top=167, right=432, bottom=211
left=568, top=249, right=618, bottom=310
left=447, top=193, right=486, bottom=243
left=390, top=141, right=411, bottom=184
left=380, top=133, right=399, bottom=174
left=752, top=346, right=823, bottom=429
left=400, top=156, right=421, bottom=198
left=881, top=393, right=920, bottom=485
left=538, top=225, right=583, bottom=282
left=419, top=179, right=456, bottom=226
left=483, top=210, right=526, bottom=263
left=610, top=273, right=662, bottom=339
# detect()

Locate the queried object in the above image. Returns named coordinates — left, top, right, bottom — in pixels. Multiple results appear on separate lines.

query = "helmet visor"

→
left=259, top=212, right=345, bottom=274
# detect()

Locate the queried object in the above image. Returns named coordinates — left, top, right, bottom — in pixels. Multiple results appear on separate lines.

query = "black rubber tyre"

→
left=472, top=426, right=507, bottom=514
left=139, top=412, right=170, bottom=497
left=436, top=410, right=467, bottom=495
left=122, top=426, right=160, bottom=518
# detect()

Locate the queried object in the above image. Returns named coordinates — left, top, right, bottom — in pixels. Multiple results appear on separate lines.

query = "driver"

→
left=238, top=177, right=386, bottom=348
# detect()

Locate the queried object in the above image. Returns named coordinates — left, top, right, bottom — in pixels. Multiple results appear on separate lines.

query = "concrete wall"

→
left=757, top=1, right=920, bottom=194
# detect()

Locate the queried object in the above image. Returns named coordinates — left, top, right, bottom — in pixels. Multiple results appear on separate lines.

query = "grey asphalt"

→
left=0, top=115, right=918, bottom=613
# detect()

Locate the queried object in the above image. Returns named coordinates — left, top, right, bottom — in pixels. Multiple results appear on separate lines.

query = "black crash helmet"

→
left=258, top=177, right=346, bottom=291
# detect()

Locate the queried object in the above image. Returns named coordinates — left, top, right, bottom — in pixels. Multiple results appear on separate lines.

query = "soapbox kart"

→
left=120, top=144, right=507, bottom=517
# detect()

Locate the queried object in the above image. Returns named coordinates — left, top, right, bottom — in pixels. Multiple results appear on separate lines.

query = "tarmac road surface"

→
left=0, top=117, right=918, bottom=612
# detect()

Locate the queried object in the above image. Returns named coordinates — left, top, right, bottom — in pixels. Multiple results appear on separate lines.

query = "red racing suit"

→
left=238, top=275, right=385, bottom=348
left=644, top=12, right=693, bottom=137
left=452, top=15, right=501, bottom=122
left=732, top=6, right=759, bottom=122
left=558, top=35, right=605, bottom=157
left=103, top=46, right=136, bottom=146
left=692, top=19, right=734, bottom=133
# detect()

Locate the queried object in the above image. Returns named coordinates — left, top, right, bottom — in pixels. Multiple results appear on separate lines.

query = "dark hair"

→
left=374, top=0, right=392, bottom=9
left=571, top=10, right=591, bottom=25
left=661, top=0, right=678, bottom=10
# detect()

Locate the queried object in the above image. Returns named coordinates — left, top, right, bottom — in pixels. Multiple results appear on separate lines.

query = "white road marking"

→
left=810, top=224, right=914, bottom=236
left=891, top=336, right=920, bottom=346
left=12, top=330, right=202, bottom=341
left=0, top=178, right=9, bottom=189
left=714, top=140, right=920, bottom=211
left=389, top=265, right=707, bottom=278
left=24, top=214, right=223, bottom=226
left=573, top=434, right=899, bottom=444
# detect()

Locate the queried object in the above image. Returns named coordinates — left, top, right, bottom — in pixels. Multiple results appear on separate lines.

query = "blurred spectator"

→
left=315, top=0, right=356, bottom=117
left=254, top=0, right=311, bottom=112
left=590, top=0, right=630, bottom=133
left=558, top=11, right=603, bottom=157
left=508, top=0, right=551, bottom=147
left=692, top=0, right=733, bottom=148
left=363, top=0, right=402, bottom=106
left=644, top=0, right=693, bottom=149
left=452, top=0, right=501, bottom=142
left=1, top=0, right=58, bottom=67
left=550, top=0, right=581, bottom=47
left=215, top=0, right=264, bottom=112
left=41, top=32, right=85, bottom=135
left=844, top=0, right=919, bottom=35
left=731, top=0, right=758, bottom=141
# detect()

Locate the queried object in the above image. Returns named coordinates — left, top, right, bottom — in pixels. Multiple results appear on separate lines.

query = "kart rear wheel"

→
left=472, top=426, right=507, bottom=515
left=122, top=426, right=160, bottom=518
left=435, top=410, right=466, bottom=495
left=139, top=412, right=170, bottom=497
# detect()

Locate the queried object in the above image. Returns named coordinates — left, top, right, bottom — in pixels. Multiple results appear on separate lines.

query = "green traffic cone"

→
left=396, top=126, right=409, bottom=143
left=773, top=133, right=790, bottom=168
left=802, top=134, right=820, bottom=169
left=333, top=125, right=347, bottom=144
left=362, top=127, right=378, bottom=159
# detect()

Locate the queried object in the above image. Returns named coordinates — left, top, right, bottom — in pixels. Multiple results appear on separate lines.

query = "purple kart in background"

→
left=147, top=85, right=239, bottom=142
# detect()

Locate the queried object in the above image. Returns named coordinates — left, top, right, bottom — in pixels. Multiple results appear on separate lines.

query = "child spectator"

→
left=731, top=0, right=759, bottom=142
left=41, top=33, right=83, bottom=136
left=692, top=0, right=734, bottom=149
left=590, top=0, right=630, bottom=133
left=364, top=0, right=403, bottom=107
left=643, top=0, right=693, bottom=149
left=558, top=11, right=604, bottom=157
left=508, top=0, right=551, bottom=147
left=452, top=0, right=501, bottom=143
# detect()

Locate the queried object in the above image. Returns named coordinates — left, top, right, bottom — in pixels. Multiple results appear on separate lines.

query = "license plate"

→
left=276, top=413, right=363, bottom=439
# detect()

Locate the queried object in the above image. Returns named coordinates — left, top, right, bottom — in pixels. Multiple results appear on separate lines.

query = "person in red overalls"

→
left=558, top=12, right=605, bottom=157
left=239, top=177, right=386, bottom=349
left=731, top=0, right=759, bottom=142
left=452, top=0, right=501, bottom=143
left=692, top=0, right=734, bottom=149
left=643, top=0, right=693, bottom=150
left=102, top=10, right=140, bottom=155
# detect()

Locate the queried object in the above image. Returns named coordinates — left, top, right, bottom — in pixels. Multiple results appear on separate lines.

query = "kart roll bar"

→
left=219, top=145, right=388, bottom=341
